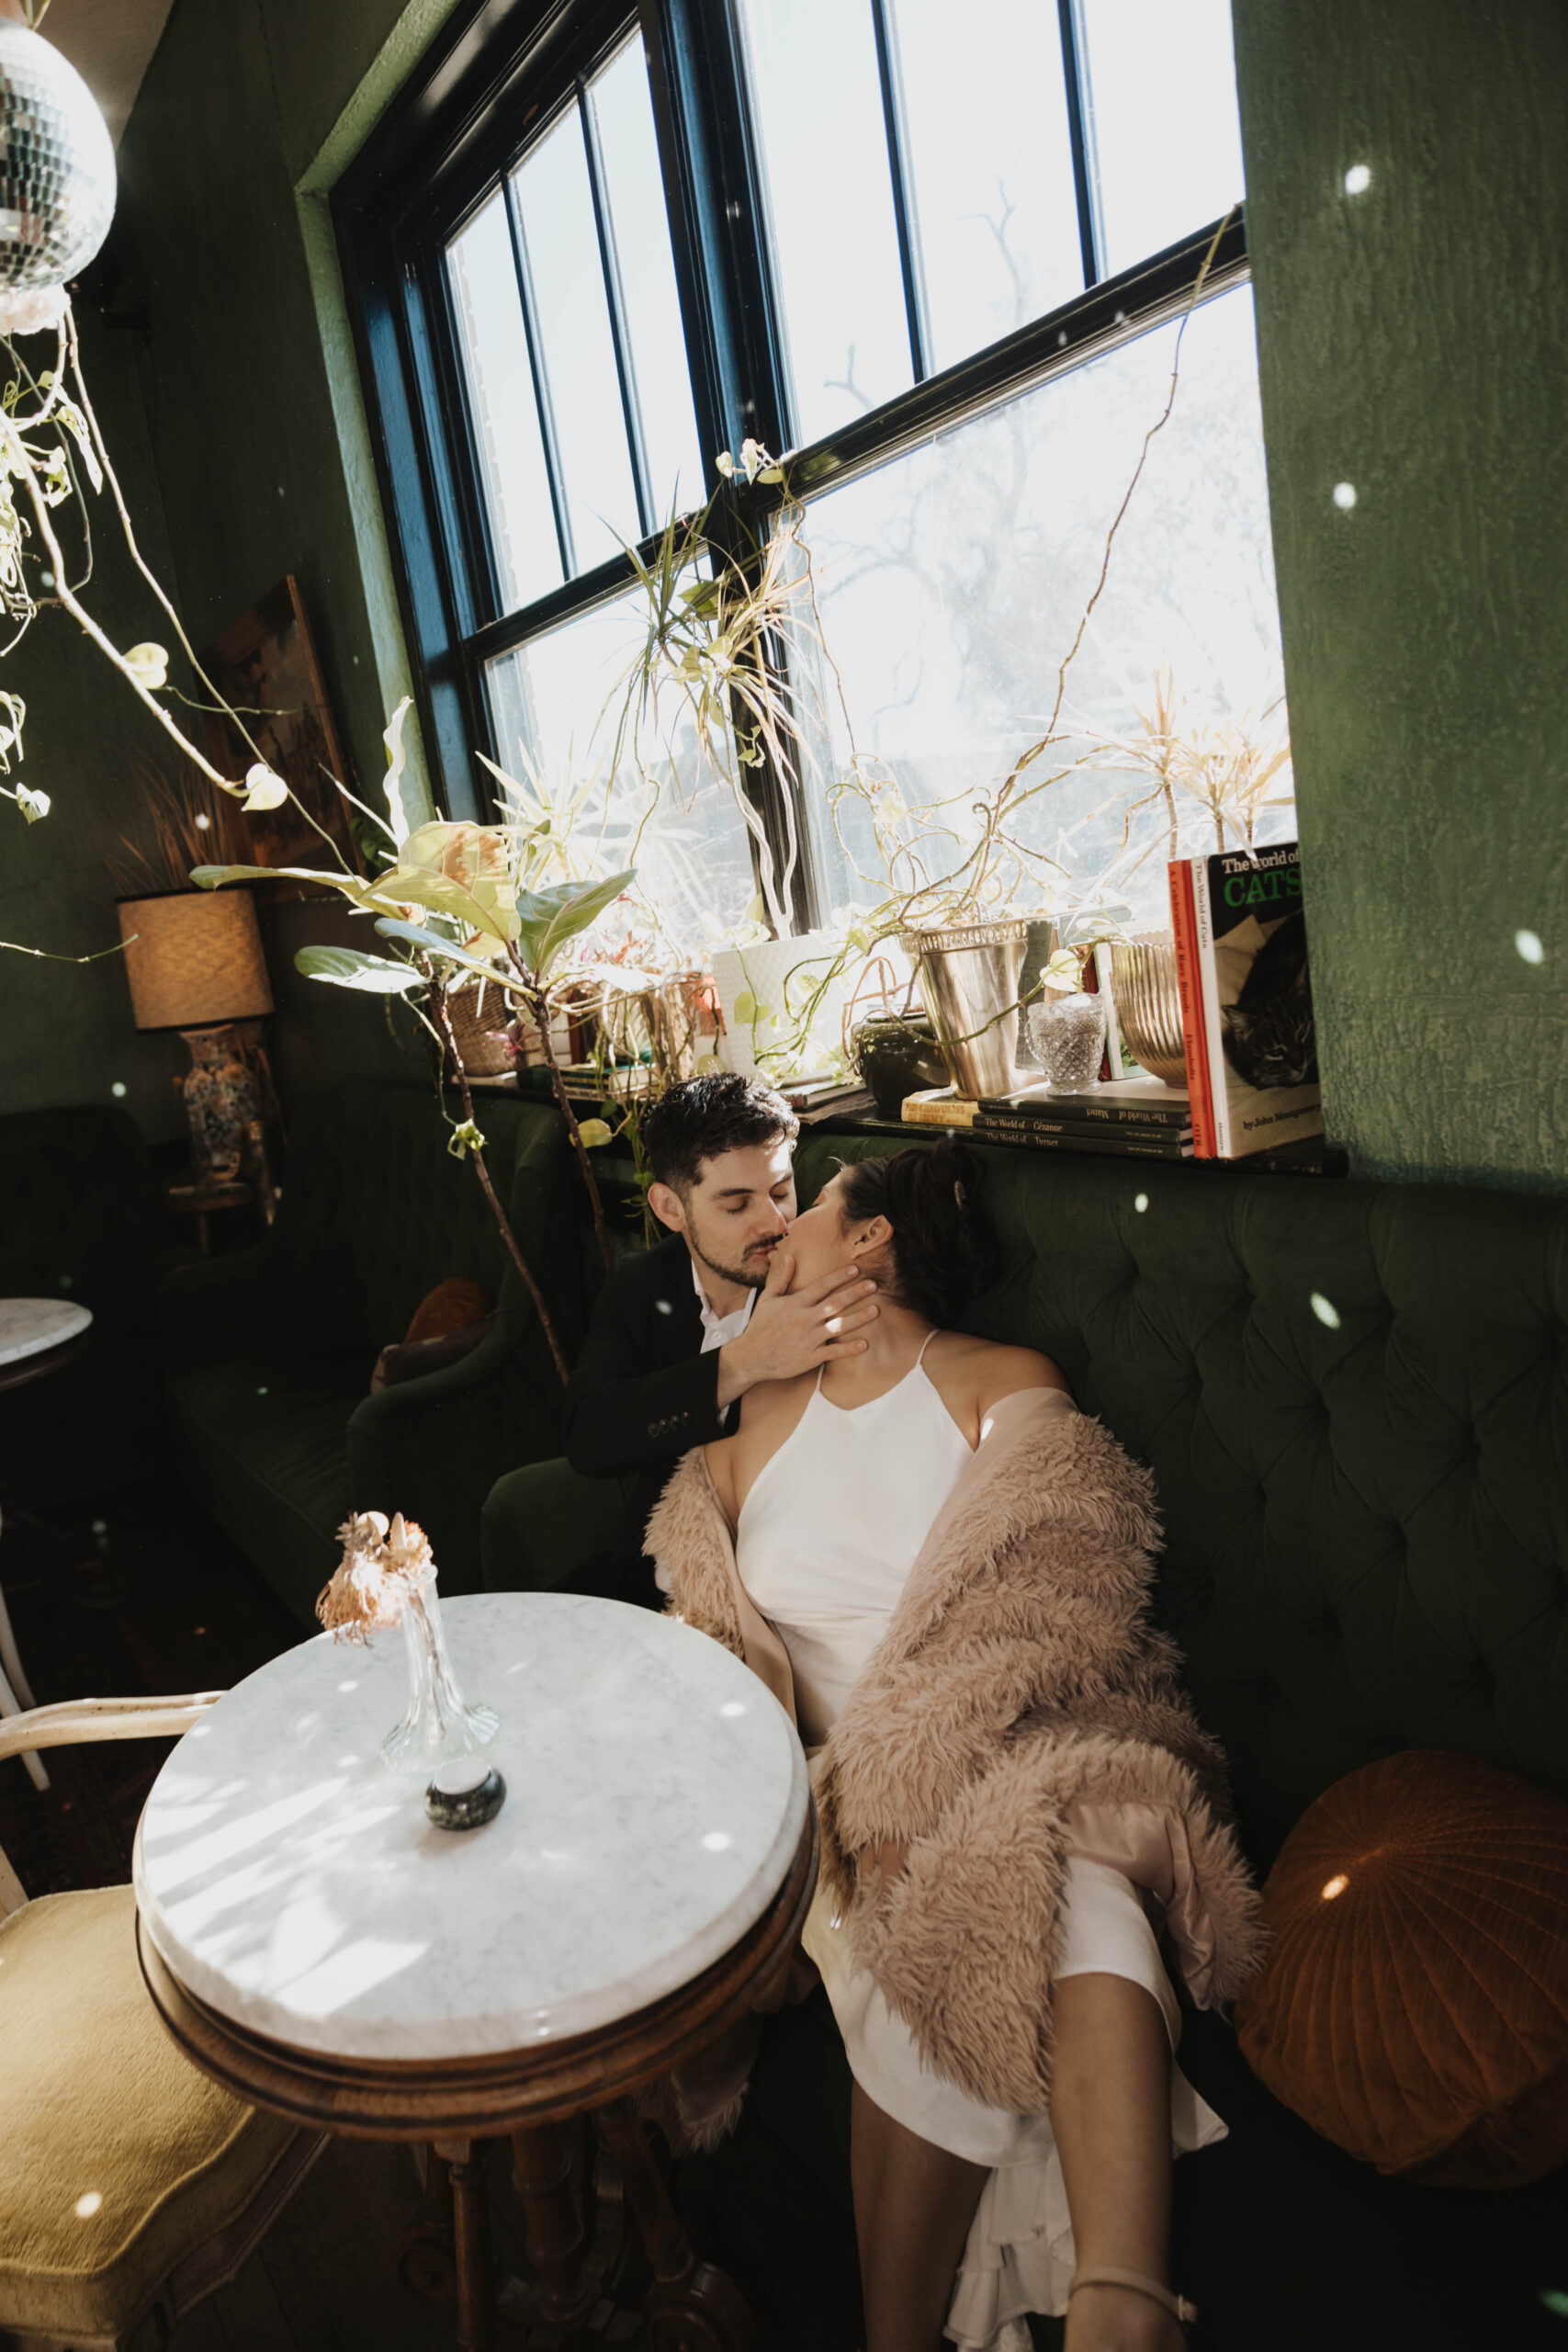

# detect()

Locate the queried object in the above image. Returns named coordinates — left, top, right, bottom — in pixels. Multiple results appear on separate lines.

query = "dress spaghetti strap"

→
left=915, top=1329, right=940, bottom=1367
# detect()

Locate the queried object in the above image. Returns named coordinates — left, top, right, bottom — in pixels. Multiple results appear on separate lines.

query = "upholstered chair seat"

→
left=0, top=1697, right=321, bottom=2351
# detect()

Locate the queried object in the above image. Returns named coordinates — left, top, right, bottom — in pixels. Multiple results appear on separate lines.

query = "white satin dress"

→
left=735, top=1341, right=1226, bottom=2352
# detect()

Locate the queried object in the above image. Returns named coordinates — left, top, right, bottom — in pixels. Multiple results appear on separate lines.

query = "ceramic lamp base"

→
left=178, top=1023, right=262, bottom=1185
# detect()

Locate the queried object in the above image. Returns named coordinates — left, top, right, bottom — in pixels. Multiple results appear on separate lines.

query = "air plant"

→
left=598, top=215, right=1243, bottom=1078
left=1089, top=663, right=1294, bottom=871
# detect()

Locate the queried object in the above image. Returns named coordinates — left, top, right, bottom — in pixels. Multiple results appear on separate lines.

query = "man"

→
left=561, top=1071, right=880, bottom=1604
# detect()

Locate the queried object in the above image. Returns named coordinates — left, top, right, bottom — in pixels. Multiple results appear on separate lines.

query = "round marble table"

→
left=135, top=1590, right=815, bottom=2350
left=0, top=1297, right=94, bottom=1792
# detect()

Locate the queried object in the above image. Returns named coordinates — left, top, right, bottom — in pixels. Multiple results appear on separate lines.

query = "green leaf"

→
left=191, top=861, right=390, bottom=910
left=513, top=866, right=636, bottom=979
left=373, top=917, right=508, bottom=984
left=378, top=820, right=519, bottom=943
left=294, top=945, right=424, bottom=994
left=577, top=1118, right=613, bottom=1148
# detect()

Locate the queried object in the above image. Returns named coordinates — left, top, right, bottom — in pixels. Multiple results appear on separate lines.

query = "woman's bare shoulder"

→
left=936, top=1331, right=1071, bottom=1409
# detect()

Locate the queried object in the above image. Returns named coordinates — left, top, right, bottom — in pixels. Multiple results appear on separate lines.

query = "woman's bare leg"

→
left=1052, top=1973, right=1184, bottom=2352
left=851, top=2079, right=988, bottom=2352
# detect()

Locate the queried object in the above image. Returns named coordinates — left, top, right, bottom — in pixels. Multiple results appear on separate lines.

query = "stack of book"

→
left=784, top=1076, right=876, bottom=1124
left=905, top=1077, right=1193, bottom=1159
left=1168, top=841, right=1322, bottom=1159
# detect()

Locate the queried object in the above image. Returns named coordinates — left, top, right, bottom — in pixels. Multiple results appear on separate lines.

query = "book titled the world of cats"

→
left=1168, top=842, right=1323, bottom=1159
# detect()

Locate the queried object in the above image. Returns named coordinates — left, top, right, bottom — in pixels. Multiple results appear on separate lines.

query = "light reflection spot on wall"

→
left=1343, top=164, right=1371, bottom=195
left=1311, top=1292, right=1341, bottom=1329
left=111, top=1081, right=127, bottom=1098
left=1516, top=930, right=1544, bottom=965
left=74, top=2191, right=103, bottom=2219
left=1134, top=1193, right=1149, bottom=1215
left=1332, top=481, right=1358, bottom=510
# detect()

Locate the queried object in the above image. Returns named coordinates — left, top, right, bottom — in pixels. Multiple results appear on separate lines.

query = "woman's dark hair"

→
left=836, top=1139, right=1003, bottom=1328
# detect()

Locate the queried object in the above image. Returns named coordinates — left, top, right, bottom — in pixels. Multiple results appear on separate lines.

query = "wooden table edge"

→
left=138, top=1805, right=818, bottom=2140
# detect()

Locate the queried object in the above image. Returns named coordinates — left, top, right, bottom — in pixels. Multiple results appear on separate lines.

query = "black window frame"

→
left=333, top=0, right=1248, bottom=909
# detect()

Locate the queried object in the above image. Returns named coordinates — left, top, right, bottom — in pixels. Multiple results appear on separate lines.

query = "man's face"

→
left=650, top=1136, right=796, bottom=1291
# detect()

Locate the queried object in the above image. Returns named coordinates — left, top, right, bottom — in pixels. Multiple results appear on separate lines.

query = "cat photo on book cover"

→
left=1220, top=907, right=1318, bottom=1091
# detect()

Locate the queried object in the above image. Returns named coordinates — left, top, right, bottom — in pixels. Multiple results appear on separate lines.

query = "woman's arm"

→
left=703, top=1434, right=739, bottom=1532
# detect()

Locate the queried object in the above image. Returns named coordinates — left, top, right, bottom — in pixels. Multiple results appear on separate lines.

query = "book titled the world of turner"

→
left=1168, top=842, right=1322, bottom=1159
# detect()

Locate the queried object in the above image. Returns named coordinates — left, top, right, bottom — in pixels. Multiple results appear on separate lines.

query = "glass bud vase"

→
left=1028, top=991, right=1107, bottom=1091
left=381, top=1581, right=500, bottom=1779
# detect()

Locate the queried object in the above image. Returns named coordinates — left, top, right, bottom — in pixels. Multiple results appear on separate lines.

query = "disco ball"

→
left=0, top=21, right=115, bottom=291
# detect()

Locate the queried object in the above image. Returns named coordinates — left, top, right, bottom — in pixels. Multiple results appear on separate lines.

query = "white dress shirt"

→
left=694, top=1258, right=756, bottom=1423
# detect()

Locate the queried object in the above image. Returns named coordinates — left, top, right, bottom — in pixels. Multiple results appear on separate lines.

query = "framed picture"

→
left=202, top=576, right=360, bottom=881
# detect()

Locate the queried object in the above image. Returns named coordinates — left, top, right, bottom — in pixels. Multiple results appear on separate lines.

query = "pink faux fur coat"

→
left=648, top=1387, right=1264, bottom=2114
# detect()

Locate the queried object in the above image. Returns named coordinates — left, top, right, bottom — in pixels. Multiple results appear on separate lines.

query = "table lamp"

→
left=116, top=888, right=274, bottom=1182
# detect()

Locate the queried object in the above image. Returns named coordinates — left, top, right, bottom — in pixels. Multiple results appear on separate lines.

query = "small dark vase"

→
left=852, top=1012, right=950, bottom=1120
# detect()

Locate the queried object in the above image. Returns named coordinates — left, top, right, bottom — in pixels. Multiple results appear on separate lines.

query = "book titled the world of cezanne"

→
left=1168, top=842, right=1323, bottom=1159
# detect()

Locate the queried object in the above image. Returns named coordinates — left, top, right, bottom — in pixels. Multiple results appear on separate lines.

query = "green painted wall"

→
left=0, top=0, right=457, bottom=1139
left=1232, top=0, right=1568, bottom=1188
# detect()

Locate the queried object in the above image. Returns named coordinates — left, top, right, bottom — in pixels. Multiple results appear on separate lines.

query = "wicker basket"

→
left=443, top=977, right=515, bottom=1078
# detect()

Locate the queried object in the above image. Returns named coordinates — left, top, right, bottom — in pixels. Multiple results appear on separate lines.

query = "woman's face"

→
left=784, top=1170, right=879, bottom=1291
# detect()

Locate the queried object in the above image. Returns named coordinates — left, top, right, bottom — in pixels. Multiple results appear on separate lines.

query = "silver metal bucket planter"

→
left=900, top=919, right=1031, bottom=1100
left=1107, top=932, right=1187, bottom=1087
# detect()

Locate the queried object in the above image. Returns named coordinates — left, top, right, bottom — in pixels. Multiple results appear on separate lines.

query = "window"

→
left=336, top=0, right=1274, bottom=944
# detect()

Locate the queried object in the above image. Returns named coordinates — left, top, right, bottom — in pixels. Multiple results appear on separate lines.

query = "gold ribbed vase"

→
left=1108, top=932, right=1188, bottom=1088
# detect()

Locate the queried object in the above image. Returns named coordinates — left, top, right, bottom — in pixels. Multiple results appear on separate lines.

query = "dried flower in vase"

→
left=316, top=1510, right=434, bottom=1643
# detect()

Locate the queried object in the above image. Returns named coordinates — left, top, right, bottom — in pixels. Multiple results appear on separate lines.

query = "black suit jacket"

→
left=562, top=1234, right=730, bottom=1567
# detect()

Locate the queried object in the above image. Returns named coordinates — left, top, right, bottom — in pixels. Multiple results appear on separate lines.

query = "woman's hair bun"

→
left=836, top=1137, right=1003, bottom=1328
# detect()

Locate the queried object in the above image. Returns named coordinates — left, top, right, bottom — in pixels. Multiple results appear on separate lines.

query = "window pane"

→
left=589, top=37, right=705, bottom=525
left=485, top=592, right=759, bottom=949
left=735, top=0, right=912, bottom=446
left=793, top=286, right=1287, bottom=934
left=1077, top=0, right=1246, bottom=279
left=513, top=107, right=642, bottom=571
left=890, top=0, right=1083, bottom=373
left=447, top=191, right=562, bottom=614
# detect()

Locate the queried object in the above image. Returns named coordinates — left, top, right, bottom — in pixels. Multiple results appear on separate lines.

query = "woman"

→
left=648, top=1141, right=1261, bottom=2352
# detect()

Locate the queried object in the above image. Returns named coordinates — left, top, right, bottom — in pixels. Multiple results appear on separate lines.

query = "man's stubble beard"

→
left=690, top=1227, right=778, bottom=1295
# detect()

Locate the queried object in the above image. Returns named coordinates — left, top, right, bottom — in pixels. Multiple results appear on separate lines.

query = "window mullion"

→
left=502, top=175, right=578, bottom=582
left=579, top=74, right=657, bottom=540
left=1056, top=0, right=1102, bottom=288
left=868, top=0, right=931, bottom=385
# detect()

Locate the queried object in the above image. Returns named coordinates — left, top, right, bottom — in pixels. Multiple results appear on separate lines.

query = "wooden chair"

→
left=0, top=1696, right=326, bottom=2352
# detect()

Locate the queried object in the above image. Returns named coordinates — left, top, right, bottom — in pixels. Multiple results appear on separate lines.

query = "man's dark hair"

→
left=642, top=1072, right=799, bottom=1194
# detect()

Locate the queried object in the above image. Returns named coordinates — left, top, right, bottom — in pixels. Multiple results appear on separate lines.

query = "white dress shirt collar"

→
left=692, top=1255, right=757, bottom=1353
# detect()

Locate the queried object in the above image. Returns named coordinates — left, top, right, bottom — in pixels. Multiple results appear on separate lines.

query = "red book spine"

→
left=1168, top=859, right=1217, bottom=1158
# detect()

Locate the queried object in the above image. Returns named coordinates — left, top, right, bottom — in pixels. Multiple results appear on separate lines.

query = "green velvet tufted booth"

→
left=161, top=1078, right=585, bottom=1623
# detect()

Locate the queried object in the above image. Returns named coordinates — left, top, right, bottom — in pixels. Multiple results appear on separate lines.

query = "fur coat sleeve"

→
left=647, top=1388, right=1263, bottom=2113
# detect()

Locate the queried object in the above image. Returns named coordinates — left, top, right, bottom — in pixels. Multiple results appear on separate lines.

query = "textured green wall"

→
left=0, top=0, right=457, bottom=1137
left=1232, top=0, right=1568, bottom=1187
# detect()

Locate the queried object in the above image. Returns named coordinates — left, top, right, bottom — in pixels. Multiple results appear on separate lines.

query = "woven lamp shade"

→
left=117, top=890, right=274, bottom=1031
